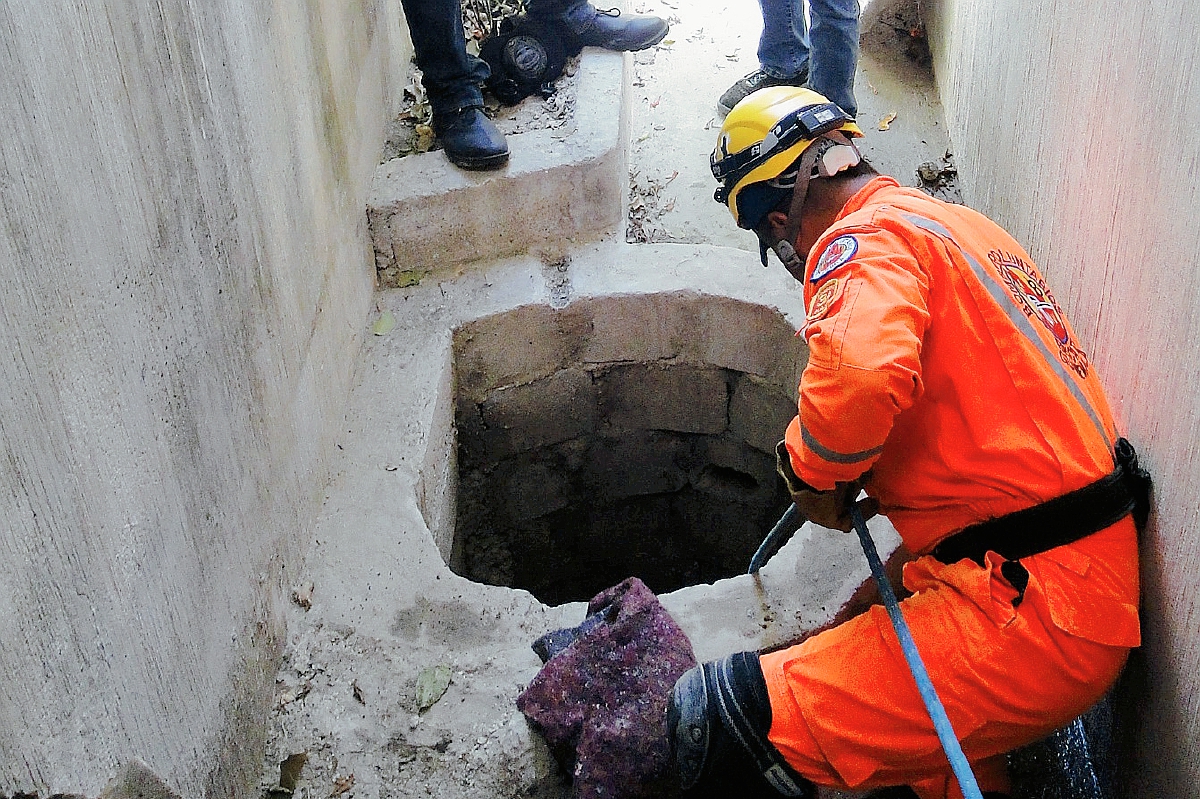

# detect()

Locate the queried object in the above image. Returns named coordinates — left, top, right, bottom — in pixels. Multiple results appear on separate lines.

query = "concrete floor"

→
left=626, top=0, right=953, bottom=249
left=262, top=2, right=948, bottom=797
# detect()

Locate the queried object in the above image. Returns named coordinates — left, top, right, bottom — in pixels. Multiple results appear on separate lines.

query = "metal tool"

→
left=747, top=503, right=801, bottom=574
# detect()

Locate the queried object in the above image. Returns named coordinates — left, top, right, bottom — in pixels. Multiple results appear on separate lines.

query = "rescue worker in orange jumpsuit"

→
left=665, top=87, right=1150, bottom=799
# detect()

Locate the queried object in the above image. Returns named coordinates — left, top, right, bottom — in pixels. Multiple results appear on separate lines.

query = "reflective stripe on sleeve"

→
left=802, top=421, right=886, bottom=465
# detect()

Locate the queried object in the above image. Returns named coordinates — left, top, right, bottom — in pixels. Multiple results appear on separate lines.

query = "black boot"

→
left=667, top=653, right=814, bottom=797
left=570, top=6, right=669, bottom=51
left=530, top=0, right=668, bottom=52
left=432, top=106, right=508, bottom=170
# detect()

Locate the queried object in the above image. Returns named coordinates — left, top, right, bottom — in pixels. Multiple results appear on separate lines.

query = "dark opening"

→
left=447, top=296, right=804, bottom=606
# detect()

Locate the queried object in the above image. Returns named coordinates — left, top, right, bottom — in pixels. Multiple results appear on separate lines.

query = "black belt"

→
left=931, top=438, right=1151, bottom=566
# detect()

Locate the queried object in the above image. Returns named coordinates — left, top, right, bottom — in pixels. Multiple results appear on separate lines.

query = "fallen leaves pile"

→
left=626, top=169, right=678, bottom=243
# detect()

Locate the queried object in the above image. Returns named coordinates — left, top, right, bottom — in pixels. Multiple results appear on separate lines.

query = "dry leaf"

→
left=278, top=680, right=312, bottom=708
left=372, top=311, right=396, bottom=336
left=415, top=123, right=435, bottom=152
left=331, top=774, right=355, bottom=796
left=878, top=111, right=898, bottom=131
left=279, top=752, right=307, bottom=792
left=394, top=270, right=425, bottom=288
left=292, top=582, right=314, bottom=609
left=416, top=664, right=453, bottom=711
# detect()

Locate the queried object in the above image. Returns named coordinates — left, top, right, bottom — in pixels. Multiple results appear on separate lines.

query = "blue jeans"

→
left=400, top=0, right=490, bottom=118
left=756, top=0, right=860, bottom=117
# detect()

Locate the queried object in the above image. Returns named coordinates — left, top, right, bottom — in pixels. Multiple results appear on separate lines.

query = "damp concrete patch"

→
left=262, top=241, right=902, bottom=799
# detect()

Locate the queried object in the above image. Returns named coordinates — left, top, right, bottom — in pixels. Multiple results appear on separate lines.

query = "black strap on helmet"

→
left=750, top=141, right=824, bottom=275
left=757, top=134, right=858, bottom=274
left=712, top=102, right=851, bottom=205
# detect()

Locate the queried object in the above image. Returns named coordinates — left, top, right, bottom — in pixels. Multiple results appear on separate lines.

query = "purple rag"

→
left=516, top=577, right=697, bottom=798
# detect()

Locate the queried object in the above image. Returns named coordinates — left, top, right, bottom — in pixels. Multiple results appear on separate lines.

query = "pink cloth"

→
left=517, top=577, right=697, bottom=798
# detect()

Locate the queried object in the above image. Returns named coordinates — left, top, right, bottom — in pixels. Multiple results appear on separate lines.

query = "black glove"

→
left=776, top=441, right=878, bottom=532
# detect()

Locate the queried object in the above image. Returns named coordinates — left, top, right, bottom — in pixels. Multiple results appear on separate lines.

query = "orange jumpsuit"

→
left=759, top=176, right=1140, bottom=798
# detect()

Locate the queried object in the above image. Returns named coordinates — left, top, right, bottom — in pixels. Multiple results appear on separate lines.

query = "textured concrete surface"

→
left=368, top=51, right=628, bottom=284
left=7, top=0, right=1186, bottom=794
left=0, top=2, right=407, bottom=796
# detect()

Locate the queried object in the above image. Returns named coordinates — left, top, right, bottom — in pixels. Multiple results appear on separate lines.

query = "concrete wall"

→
left=0, top=2, right=407, bottom=796
left=925, top=1, right=1200, bottom=795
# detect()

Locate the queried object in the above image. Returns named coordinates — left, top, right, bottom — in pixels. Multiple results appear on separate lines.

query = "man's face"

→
left=758, top=184, right=840, bottom=283
left=757, top=200, right=815, bottom=283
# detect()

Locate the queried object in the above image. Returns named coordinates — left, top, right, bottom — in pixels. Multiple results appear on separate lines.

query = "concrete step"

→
left=367, top=50, right=629, bottom=288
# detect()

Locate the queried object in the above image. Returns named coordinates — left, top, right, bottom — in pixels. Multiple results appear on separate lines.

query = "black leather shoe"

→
left=432, top=106, right=509, bottom=170
left=571, top=7, right=668, bottom=51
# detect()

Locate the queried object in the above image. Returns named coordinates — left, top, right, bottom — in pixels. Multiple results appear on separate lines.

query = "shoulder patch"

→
left=810, top=235, right=858, bottom=282
left=806, top=277, right=843, bottom=323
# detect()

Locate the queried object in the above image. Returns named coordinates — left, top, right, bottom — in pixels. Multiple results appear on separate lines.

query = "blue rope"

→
left=849, top=502, right=985, bottom=799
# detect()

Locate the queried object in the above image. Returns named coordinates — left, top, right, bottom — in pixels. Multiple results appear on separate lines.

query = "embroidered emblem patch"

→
left=806, top=277, right=842, bottom=323
left=811, top=235, right=858, bottom=282
left=989, top=249, right=1090, bottom=378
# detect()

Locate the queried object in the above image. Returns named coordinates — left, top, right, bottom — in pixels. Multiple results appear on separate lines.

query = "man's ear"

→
left=765, top=210, right=790, bottom=243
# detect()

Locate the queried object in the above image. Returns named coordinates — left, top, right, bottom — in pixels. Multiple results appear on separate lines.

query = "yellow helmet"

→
left=711, top=87, right=863, bottom=229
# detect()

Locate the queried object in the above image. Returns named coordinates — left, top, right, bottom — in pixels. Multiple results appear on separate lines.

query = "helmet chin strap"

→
left=772, top=240, right=806, bottom=281
left=765, top=143, right=823, bottom=279
left=765, top=134, right=860, bottom=280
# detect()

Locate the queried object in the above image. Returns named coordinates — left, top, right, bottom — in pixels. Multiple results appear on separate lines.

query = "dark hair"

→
left=752, top=192, right=794, bottom=242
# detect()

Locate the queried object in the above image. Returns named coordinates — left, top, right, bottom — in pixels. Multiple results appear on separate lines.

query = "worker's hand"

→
left=776, top=441, right=879, bottom=532
left=792, top=481, right=879, bottom=532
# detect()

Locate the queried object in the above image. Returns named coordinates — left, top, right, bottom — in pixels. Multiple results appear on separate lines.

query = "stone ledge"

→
left=368, top=50, right=629, bottom=286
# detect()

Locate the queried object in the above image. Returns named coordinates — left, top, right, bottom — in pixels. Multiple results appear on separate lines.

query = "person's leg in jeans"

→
left=717, top=0, right=809, bottom=116
left=399, top=0, right=508, bottom=169
left=757, top=0, right=810, bottom=80
left=807, top=0, right=859, bottom=117
left=718, top=0, right=859, bottom=118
